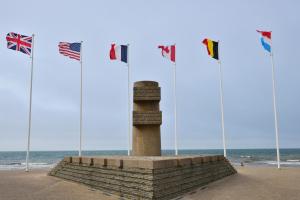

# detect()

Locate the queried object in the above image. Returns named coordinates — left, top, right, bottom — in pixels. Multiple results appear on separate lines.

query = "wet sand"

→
left=0, top=166, right=300, bottom=200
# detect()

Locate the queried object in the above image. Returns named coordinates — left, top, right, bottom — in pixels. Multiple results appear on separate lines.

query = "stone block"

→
left=72, top=156, right=81, bottom=164
left=192, top=157, right=203, bottom=164
left=123, top=159, right=139, bottom=168
left=138, top=160, right=155, bottom=169
left=81, top=157, right=93, bottom=166
left=63, top=156, right=72, bottom=163
left=202, top=156, right=211, bottom=163
left=93, top=157, right=107, bottom=167
left=107, top=158, right=123, bottom=168
left=217, top=155, right=224, bottom=161
left=177, top=158, right=192, bottom=167
left=211, top=156, right=218, bottom=162
left=138, top=159, right=177, bottom=169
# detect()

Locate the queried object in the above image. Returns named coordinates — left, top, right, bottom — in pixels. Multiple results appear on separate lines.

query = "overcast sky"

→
left=0, top=0, right=299, bottom=151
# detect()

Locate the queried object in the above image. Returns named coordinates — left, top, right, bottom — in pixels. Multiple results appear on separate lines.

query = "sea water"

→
left=0, top=149, right=299, bottom=170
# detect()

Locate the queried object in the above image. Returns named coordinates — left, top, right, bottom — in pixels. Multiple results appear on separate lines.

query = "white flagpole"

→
left=79, top=41, right=83, bottom=157
left=217, top=41, right=227, bottom=158
left=127, top=44, right=131, bottom=156
left=25, top=34, right=35, bottom=172
left=173, top=44, right=178, bottom=156
left=270, top=49, right=280, bottom=169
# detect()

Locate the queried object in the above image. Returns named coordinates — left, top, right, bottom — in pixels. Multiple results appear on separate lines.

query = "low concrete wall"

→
left=49, top=155, right=236, bottom=200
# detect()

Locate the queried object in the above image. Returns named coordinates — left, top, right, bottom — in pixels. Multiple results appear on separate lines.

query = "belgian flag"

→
left=202, top=38, right=219, bottom=60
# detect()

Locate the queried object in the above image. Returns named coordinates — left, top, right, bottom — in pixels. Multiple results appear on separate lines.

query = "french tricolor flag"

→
left=110, top=44, right=128, bottom=63
left=257, top=30, right=272, bottom=53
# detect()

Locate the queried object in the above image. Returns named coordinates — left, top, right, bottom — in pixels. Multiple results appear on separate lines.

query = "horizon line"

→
left=1, top=147, right=300, bottom=152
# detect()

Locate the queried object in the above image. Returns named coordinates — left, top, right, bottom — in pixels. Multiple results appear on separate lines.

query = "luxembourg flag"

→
left=257, top=30, right=272, bottom=53
left=110, top=44, right=128, bottom=63
left=158, top=45, right=176, bottom=63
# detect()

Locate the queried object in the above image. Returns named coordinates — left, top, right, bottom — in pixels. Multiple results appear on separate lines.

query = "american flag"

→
left=6, top=32, right=32, bottom=55
left=58, top=42, right=81, bottom=61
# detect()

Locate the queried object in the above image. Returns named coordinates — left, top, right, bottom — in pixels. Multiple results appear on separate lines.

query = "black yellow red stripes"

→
left=202, top=38, right=219, bottom=60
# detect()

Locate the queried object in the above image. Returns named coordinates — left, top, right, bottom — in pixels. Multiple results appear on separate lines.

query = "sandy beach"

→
left=0, top=166, right=299, bottom=200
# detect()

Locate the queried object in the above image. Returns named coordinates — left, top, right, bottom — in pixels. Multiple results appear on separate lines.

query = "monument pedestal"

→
left=49, top=155, right=236, bottom=200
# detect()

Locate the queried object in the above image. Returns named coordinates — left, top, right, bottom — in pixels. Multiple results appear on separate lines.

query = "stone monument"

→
left=132, top=81, right=162, bottom=156
left=49, top=80, right=237, bottom=200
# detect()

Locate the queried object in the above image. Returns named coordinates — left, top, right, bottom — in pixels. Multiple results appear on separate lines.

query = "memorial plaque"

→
left=133, top=87, right=161, bottom=101
left=133, top=111, right=162, bottom=125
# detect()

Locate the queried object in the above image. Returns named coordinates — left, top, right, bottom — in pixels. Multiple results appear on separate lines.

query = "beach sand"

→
left=0, top=166, right=299, bottom=200
left=0, top=169, right=119, bottom=200
left=183, top=166, right=300, bottom=200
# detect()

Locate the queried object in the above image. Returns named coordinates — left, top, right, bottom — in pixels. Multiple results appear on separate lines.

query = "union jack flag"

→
left=6, top=32, right=32, bottom=56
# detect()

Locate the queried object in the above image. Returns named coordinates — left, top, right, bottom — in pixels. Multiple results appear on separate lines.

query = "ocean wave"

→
left=0, top=162, right=55, bottom=170
left=259, top=160, right=300, bottom=166
left=286, top=159, right=300, bottom=162
left=5, top=162, right=22, bottom=165
left=240, top=155, right=252, bottom=158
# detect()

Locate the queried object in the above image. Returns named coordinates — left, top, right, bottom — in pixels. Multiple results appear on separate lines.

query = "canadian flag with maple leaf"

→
left=158, top=45, right=175, bottom=63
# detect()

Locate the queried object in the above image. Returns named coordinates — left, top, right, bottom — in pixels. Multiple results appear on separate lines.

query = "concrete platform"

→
left=49, top=155, right=236, bottom=200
